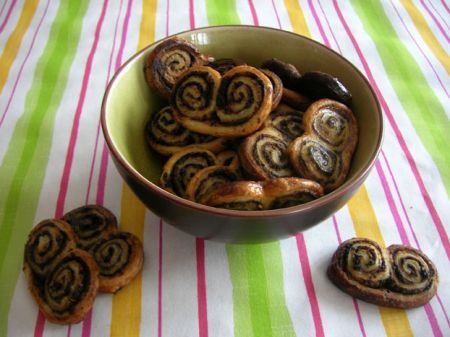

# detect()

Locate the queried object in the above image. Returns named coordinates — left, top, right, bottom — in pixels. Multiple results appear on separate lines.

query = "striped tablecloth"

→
left=0, top=0, right=449, bottom=336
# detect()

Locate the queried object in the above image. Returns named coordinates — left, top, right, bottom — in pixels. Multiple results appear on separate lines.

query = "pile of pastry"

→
left=23, top=205, right=143, bottom=324
left=144, top=37, right=358, bottom=211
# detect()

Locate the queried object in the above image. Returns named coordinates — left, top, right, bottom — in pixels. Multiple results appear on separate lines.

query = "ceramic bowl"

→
left=101, top=25, right=383, bottom=243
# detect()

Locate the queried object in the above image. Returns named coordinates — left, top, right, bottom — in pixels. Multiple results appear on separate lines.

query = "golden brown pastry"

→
left=239, top=127, right=294, bottom=180
left=144, top=37, right=209, bottom=99
left=264, top=103, right=304, bottom=141
left=203, top=181, right=265, bottom=211
left=289, top=99, right=358, bottom=192
left=261, top=58, right=301, bottom=89
left=89, top=232, right=144, bottom=293
left=24, top=248, right=99, bottom=324
left=281, top=88, right=311, bottom=111
left=62, top=205, right=118, bottom=250
left=216, top=150, right=241, bottom=172
left=327, top=238, right=438, bottom=309
left=146, top=106, right=228, bottom=156
left=159, top=146, right=217, bottom=197
left=208, top=58, right=246, bottom=74
left=172, top=65, right=273, bottom=137
left=262, top=177, right=324, bottom=209
left=185, top=165, right=239, bottom=203
left=260, top=69, right=283, bottom=110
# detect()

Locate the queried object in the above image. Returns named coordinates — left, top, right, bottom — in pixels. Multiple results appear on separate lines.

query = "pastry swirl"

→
left=208, top=58, right=246, bottom=74
left=388, top=245, right=437, bottom=295
left=24, top=219, right=77, bottom=277
left=261, top=58, right=301, bottom=89
left=262, top=177, right=324, bottom=209
left=144, top=37, right=209, bottom=99
left=185, top=165, right=239, bottom=203
left=159, top=147, right=217, bottom=197
left=89, top=232, right=144, bottom=293
left=239, top=127, right=294, bottom=180
left=24, top=249, right=99, bottom=324
left=173, top=65, right=273, bottom=137
left=203, top=181, right=265, bottom=211
left=260, top=69, right=283, bottom=110
left=171, top=66, right=221, bottom=120
left=264, top=104, right=304, bottom=141
left=62, top=205, right=118, bottom=250
left=146, top=106, right=228, bottom=155
left=217, top=150, right=241, bottom=172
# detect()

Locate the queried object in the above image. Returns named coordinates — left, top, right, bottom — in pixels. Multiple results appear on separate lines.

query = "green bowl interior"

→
left=105, top=26, right=381, bottom=189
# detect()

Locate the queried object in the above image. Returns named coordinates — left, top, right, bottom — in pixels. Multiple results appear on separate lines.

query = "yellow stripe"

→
left=0, top=0, right=39, bottom=95
left=283, top=0, right=311, bottom=37
left=348, top=187, right=413, bottom=337
left=400, top=0, right=450, bottom=74
left=110, top=2, right=157, bottom=335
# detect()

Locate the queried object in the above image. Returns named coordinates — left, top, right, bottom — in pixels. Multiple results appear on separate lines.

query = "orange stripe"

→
left=400, top=0, right=449, bottom=74
left=110, top=1, right=157, bottom=336
left=0, top=0, right=39, bottom=95
left=348, top=187, right=413, bottom=337
left=283, top=0, right=311, bottom=37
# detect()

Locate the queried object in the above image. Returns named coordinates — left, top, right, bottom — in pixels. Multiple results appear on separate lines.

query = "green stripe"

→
left=227, top=243, right=296, bottom=337
left=0, top=1, right=89, bottom=335
left=205, top=0, right=240, bottom=25
left=351, top=0, right=450, bottom=196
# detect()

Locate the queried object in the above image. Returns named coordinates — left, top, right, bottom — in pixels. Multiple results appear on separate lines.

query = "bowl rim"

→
left=101, top=25, right=383, bottom=219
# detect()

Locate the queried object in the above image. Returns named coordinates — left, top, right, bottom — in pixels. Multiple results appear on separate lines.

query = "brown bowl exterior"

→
left=102, top=26, right=383, bottom=243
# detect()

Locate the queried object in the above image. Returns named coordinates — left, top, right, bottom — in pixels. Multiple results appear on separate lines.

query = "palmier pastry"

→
left=296, top=71, right=352, bottom=105
left=261, top=58, right=301, bottom=89
left=328, top=238, right=438, bottom=309
left=62, top=205, right=118, bottom=250
left=24, top=219, right=77, bottom=277
left=146, top=106, right=228, bottom=155
left=24, top=248, right=99, bottom=324
left=260, top=69, right=283, bottom=110
left=239, top=127, right=294, bottom=180
left=216, top=150, right=241, bottom=172
left=264, top=104, right=304, bottom=141
left=208, top=58, right=246, bottom=74
left=89, top=232, right=144, bottom=293
left=203, top=181, right=265, bottom=211
left=185, top=165, right=239, bottom=203
left=159, top=147, right=217, bottom=197
left=172, top=65, right=273, bottom=137
left=289, top=99, right=358, bottom=192
left=262, top=177, right=324, bottom=209
left=144, top=37, right=209, bottom=99
left=281, top=88, right=311, bottom=111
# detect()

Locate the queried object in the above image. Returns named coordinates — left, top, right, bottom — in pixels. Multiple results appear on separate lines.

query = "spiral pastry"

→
left=304, top=99, right=358, bottom=152
left=24, top=219, right=77, bottom=277
left=62, top=205, right=118, bottom=250
left=239, top=127, right=294, bottom=180
left=260, top=69, right=283, bottom=110
left=159, top=147, right=217, bottom=197
left=89, top=232, right=144, bottom=293
left=387, top=245, right=438, bottom=305
left=262, top=177, right=324, bottom=209
left=185, top=165, right=239, bottom=203
left=281, top=88, right=311, bottom=111
left=264, top=104, right=304, bottom=141
left=146, top=106, right=228, bottom=155
left=24, top=249, right=99, bottom=324
left=208, top=58, right=246, bottom=74
left=173, top=65, right=273, bottom=137
left=171, top=66, right=221, bottom=120
left=261, top=58, right=302, bottom=89
left=203, top=181, right=265, bottom=211
left=144, top=37, right=209, bottom=99
left=217, top=150, right=241, bottom=172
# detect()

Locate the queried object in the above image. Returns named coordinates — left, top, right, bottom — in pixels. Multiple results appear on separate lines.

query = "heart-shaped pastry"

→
left=327, top=238, right=439, bottom=309
left=171, top=65, right=273, bottom=137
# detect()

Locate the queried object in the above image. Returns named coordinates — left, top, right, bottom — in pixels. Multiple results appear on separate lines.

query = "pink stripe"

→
left=247, top=0, right=259, bottom=26
left=271, top=0, right=282, bottom=30
left=296, top=234, right=325, bottom=337
left=352, top=299, right=367, bottom=337
left=0, top=0, right=50, bottom=128
left=85, top=0, right=124, bottom=203
left=375, top=160, right=410, bottom=245
left=390, top=0, right=449, bottom=98
left=332, top=0, right=450, bottom=260
left=33, top=311, right=46, bottom=337
left=317, top=0, right=342, bottom=54
left=332, top=216, right=342, bottom=244
left=196, top=239, right=208, bottom=337
left=307, top=0, right=330, bottom=47
left=55, top=0, right=109, bottom=218
left=439, top=0, right=450, bottom=14
left=114, top=0, right=133, bottom=70
left=427, top=0, right=450, bottom=30
left=158, top=220, right=163, bottom=337
left=0, top=0, right=17, bottom=34
left=189, top=0, right=195, bottom=29
left=66, top=325, right=72, bottom=337
left=436, top=295, right=450, bottom=327
left=81, top=309, right=93, bottom=337
left=165, top=0, right=169, bottom=36
left=0, top=0, right=8, bottom=21
left=419, top=0, right=450, bottom=43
